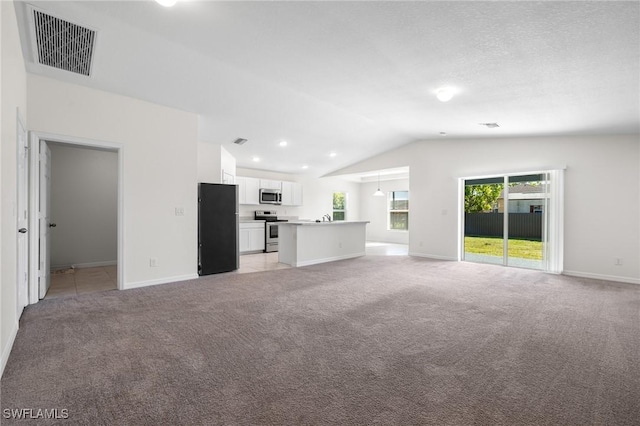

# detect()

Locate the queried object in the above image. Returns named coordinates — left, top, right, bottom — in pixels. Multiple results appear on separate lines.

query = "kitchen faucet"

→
left=323, top=214, right=332, bottom=222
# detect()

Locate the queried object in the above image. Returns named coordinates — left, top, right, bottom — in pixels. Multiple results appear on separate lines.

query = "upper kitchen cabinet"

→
left=259, top=179, right=281, bottom=190
left=281, top=181, right=303, bottom=206
left=236, top=176, right=260, bottom=205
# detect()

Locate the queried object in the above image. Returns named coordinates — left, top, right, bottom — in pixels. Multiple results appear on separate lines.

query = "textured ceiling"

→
left=15, top=1, right=640, bottom=176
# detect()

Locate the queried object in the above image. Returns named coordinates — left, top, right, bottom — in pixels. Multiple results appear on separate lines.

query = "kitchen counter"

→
left=283, top=220, right=370, bottom=226
left=278, top=221, right=369, bottom=267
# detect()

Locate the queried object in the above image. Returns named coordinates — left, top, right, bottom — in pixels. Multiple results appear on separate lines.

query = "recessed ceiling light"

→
left=155, top=0, right=177, bottom=7
left=279, top=141, right=288, bottom=147
left=301, top=165, right=309, bottom=169
left=435, top=87, right=455, bottom=102
left=252, top=156, right=260, bottom=162
left=329, top=152, right=337, bottom=157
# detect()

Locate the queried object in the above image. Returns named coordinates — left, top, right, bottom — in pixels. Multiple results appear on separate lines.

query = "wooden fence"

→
left=465, top=213, right=542, bottom=240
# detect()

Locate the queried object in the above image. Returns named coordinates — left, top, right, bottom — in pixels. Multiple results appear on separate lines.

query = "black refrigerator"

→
left=198, top=183, right=239, bottom=275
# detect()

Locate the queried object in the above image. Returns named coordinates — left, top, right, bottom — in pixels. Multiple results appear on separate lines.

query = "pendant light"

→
left=373, top=173, right=384, bottom=197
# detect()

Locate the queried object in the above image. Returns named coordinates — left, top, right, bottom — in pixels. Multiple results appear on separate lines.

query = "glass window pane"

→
left=463, top=180, right=504, bottom=265
left=389, top=212, right=408, bottom=230
left=388, top=191, right=409, bottom=230
left=506, top=176, right=547, bottom=270
left=333, top=192, right=346, bottom=221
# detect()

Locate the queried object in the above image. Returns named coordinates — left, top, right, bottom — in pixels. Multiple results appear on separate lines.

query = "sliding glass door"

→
left=463, top=171, right=561, bottom=272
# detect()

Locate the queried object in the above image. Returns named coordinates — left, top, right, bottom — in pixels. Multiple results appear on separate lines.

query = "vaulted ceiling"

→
left=15, top=1, right=640, bottom=176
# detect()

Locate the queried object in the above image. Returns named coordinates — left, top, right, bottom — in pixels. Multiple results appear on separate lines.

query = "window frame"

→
left=332, top=191, right=347, bottom=221
left=388, top=190, right=409, bottom=231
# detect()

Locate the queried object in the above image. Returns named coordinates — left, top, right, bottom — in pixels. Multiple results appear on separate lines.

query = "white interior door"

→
left=17, top=116, right=29, bottom=315
left=39, top=141, right=52, bottom=299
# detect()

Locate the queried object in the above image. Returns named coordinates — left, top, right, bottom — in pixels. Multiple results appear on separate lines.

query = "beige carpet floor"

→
left=1, top=256, right=639, bottom=425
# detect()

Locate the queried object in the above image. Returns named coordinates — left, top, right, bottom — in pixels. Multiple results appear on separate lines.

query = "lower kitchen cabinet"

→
left=239, top=222, right=265, bottom=253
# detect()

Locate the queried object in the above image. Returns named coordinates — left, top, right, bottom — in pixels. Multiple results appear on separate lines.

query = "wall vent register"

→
left=30, top=7, right=97, bottom=77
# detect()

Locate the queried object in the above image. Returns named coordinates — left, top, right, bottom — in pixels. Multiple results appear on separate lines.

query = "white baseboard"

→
left=122, top=273, right=199, bottom=290
left=409, top=252, right=458, bottom=261
left=295, top=252, right=366, bottom=267
left=51, top=260, right=117, bottom=271
left=1, top=321, right=19, bottom=378
left=563, top=270, right=640, bottom=285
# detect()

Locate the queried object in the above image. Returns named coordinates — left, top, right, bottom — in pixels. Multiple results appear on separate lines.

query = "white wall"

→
left=359, top=178, right=409, bottom=244
left=198, top=144, right=236, bottom=184
left=331, top=135, right=640, bottom=284
left=221, top=146, right=236, bottom=182
left=28, top=74, right=199, bottom=288
left=297, top=175, right=361, bottom=222
left=49, top=144, right=118, bottom=269
left=1, top=0, right=28, bottom=376
left=197, top=142, right=221, bottom=183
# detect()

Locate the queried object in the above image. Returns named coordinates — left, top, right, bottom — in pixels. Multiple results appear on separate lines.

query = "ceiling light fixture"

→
left=301, top=165, right=309, bottom=169
left=155, top=0, right=177, bottom=7
left=279, top=141, right=288, bottom=147
left=435, top=87, right=455, bottom=102
left=373, top=173, right=385, bottom=197
left=252, top=156, right=260, bottom=162
left=329, top=152, right=337, bottom=157
left=439, top=132, right=447, bottom=136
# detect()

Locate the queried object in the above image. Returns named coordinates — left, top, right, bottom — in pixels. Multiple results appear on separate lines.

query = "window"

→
left=332, top=192, right=347, bottom=221
left=389, top=191, right=409, bottom=230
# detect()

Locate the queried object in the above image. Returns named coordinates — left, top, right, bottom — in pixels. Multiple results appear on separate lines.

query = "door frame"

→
left=16, top=110, right=29, bottom=318
left=28, top=132, right=125, bottom=303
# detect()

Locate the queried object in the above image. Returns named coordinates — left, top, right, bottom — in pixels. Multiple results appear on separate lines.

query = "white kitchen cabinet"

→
left=237, top=177, right=260, bottom=205
left=259, top=179, right=281, bottom=190
left=281, top=181, right=303, bottom=206
left=239, top=222, right=265, bottom=253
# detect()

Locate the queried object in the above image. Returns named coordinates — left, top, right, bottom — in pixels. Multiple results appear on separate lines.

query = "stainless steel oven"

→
left=255, top=210, right=287, bottom=252
left=265, top=222, right=280, bottom=252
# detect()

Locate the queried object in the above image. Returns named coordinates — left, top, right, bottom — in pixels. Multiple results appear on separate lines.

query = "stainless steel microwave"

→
left=259, top=188, right=282, bottom=205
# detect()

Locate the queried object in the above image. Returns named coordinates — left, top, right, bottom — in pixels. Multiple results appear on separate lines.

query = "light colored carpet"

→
left=2, top=256, right=639, bottom=425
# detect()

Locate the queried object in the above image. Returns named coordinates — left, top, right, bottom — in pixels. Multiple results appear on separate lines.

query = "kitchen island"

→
left=278, top=221, right=369, bottom=267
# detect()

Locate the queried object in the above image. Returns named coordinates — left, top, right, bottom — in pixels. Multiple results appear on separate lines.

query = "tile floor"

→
left=46, top=265, right=118, bottom=299
left=44, top=243, right=409, bottom=299
left=237, top=251, right=292, bottom=274
left=365, top=242, right=409, bottom=256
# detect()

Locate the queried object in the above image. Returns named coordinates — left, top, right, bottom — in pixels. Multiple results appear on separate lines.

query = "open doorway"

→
left=29, top=133, right=123, bottom=303
left=45, top=143, right=118, bottom=298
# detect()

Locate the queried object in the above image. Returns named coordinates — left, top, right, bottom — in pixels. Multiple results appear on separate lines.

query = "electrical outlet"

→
left=419, top=241, right=423, bottom=247
left=150, top=257, right=158, bottom=267
left=175, top=207, right=184, bottom=216
left=338, top=242, right=342, bottom=248
left=614, top=258, right=623, bottom=266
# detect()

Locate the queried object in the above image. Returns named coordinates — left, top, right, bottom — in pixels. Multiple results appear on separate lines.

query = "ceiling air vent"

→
left=479, top=123, right=500, bottom=128
left=31, top=8, right=96, bottom=77
left=233, top=138, right=248, bottom=145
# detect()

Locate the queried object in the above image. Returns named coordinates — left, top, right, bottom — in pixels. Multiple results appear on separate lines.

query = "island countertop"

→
left=280, top=220, right=370, bottom=226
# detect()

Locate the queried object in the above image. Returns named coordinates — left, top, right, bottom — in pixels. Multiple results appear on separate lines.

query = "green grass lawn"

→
left=464, top=236, right=543, bottom=260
